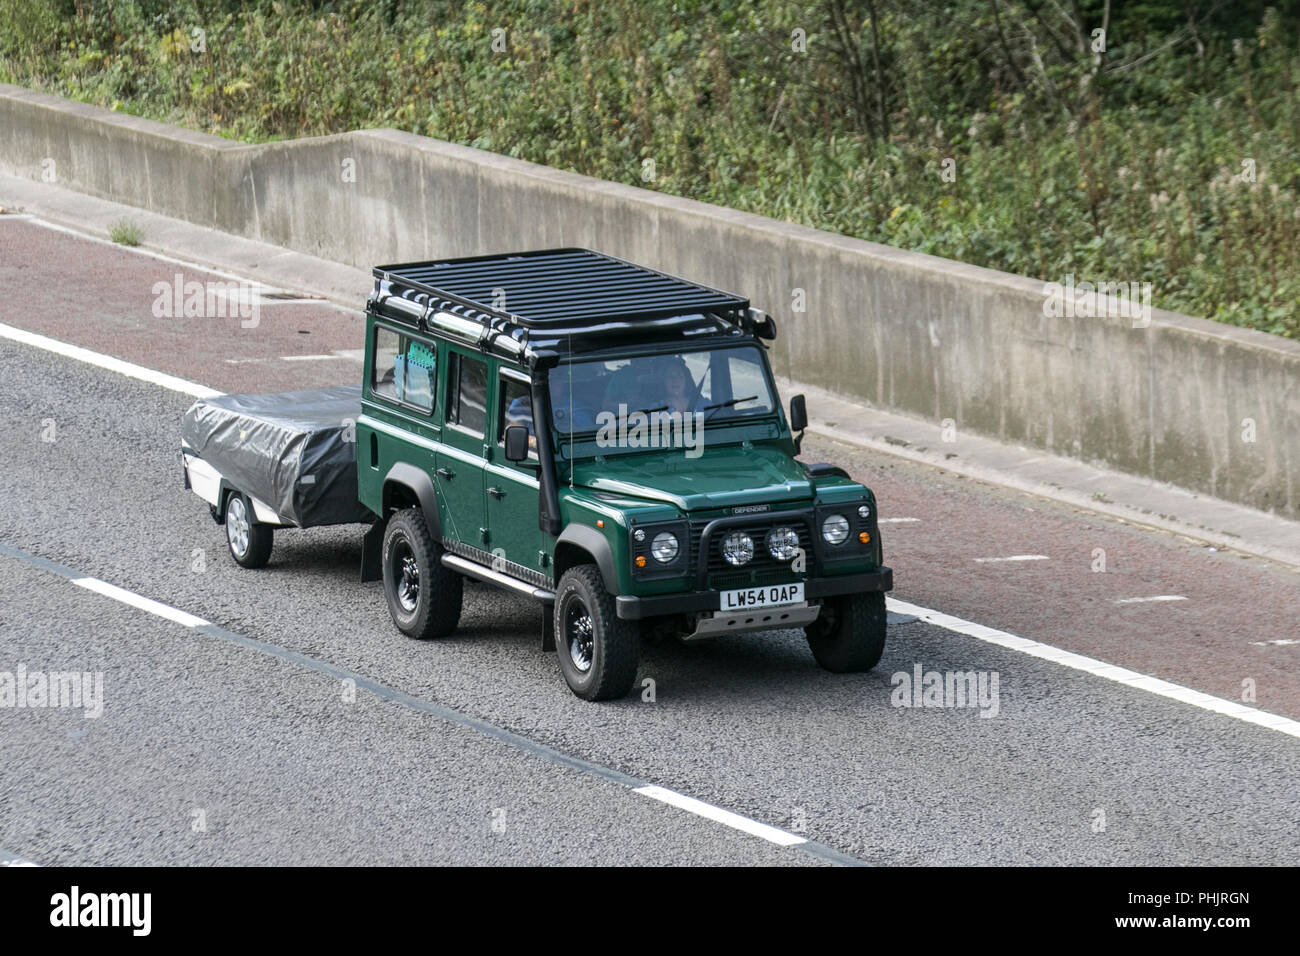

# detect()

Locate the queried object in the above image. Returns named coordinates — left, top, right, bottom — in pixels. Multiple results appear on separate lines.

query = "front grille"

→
left=708, top=567, right=805, bottom=590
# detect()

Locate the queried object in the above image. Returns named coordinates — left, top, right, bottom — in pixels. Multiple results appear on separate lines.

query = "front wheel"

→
left=382, top=508, right=463, bottom=640
left=805, top=591, right=887, bottom=672
left=554, top=564, right=640, bottom=701
left=225, top=492, right=273, bottom=569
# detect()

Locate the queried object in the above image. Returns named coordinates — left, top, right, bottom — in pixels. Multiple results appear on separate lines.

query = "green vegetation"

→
left=109, top=217, right=144, bottom=245
left=3, top=1, right=1298, bottom=336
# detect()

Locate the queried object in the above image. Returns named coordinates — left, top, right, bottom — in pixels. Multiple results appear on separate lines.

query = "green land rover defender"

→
left=184, top=248, right=893, bottom=700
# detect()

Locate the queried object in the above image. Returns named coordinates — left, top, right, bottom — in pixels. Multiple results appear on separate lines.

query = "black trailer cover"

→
left=182, top=386, right=372, bottom=527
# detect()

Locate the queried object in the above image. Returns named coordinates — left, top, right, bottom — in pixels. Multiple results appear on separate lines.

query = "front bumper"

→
left=614, top=566, right=893, bottom=621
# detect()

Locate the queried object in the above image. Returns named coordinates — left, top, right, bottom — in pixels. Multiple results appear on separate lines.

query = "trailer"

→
left=181, top=385, right=374, bottom=567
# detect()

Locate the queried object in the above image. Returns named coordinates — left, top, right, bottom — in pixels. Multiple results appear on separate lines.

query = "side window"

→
left=497, top=374, right=537, bottom=455
left=446, top=352, right=489, bottom=434
left=371, top=326, right=435, bottom=413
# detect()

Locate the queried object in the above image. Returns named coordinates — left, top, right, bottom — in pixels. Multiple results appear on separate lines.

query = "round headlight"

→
left=721, top=531, right=754, bottom=566
left=858, top=504, right=871, bottom=519
left=821, top=514, right=850, bottom=545
left=651, top=531, right=679, bottom=563
left=766, top=526, right=801, bottom=561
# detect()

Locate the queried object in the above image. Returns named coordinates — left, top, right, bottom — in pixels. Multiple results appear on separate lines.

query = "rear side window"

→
left=372, top=326, right=435, bottom=412
left=447, top=352, right=489, bottom=434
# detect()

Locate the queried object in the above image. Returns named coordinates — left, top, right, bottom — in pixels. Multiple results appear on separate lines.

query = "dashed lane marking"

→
left=0, top=541, right=862, bottom=867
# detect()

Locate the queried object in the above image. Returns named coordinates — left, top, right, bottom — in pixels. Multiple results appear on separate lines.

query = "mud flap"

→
left=360, top=518, right=386, bottom=583
left=541, top=606, right=556, bottom=652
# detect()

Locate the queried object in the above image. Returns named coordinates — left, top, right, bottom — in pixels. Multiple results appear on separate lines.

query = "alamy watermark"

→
left=1042, top=273, right=1152, bottom=328
left=152, top=273, right=260, bottom=328
left=890, top=664, right=999, bottom=718
left=0, top=664, right=104, bottom=719
left=595, top=405, right=705, bottom=458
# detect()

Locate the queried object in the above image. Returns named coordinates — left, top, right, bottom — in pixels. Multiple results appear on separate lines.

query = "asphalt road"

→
left=1, top=214, right=1298, bottom=865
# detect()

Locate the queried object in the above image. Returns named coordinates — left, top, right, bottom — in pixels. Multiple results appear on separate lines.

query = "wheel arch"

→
left=554, top=524, right=621, bottom=594
left=381, top=462, right=442, bottom=539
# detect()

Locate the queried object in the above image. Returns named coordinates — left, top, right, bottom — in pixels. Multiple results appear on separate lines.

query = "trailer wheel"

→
left=554, top=564, right=640, bottom=701
left=804, top=591, right=887, bottom=672
left=225, top=492, right=273, bottom=569
left=382, top=508, right=462, bottom=640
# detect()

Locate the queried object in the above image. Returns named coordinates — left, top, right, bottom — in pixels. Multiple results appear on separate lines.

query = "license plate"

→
left=720, top=582, right=804, bottom=611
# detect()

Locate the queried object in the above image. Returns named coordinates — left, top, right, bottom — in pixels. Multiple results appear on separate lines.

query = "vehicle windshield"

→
left=548, top=345, right=776, bottom=435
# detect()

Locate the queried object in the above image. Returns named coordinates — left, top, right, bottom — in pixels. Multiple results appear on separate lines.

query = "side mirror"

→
left=504, top=424, right=531, bottom=462
left=789, top=394, right=808, bottom=433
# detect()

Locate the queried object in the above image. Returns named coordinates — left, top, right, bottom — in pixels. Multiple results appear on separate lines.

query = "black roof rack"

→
left=374, top=248, right=749, bottom=328
left=368, top=248, right=773, bottom=368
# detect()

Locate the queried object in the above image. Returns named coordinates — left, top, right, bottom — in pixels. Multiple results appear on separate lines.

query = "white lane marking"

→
left=72, top=577, right=211, bottom=629
left=1251, top=639, right=1300, bottom=647
left=0, top=323, right=218, bottom=399
left=886, top=597, right=1300, bottom=740
left=973, top=554, right=1050, bottom=563
left=281, top=354, right=341, bottom=361
left=1115, top=595, right=1188, bottom=605
left=633, top=785, right=807, bottom=847
left=878, top=517, right=920, bottom=524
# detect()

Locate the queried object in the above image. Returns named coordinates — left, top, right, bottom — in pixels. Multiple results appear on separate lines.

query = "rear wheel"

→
left=224, top=492, right=273, bottom=569
left=805, top=591, right=887, bottom=672
left=554, top=564, right=640, bottom=701
left=382, top=508, right=462, bottom=640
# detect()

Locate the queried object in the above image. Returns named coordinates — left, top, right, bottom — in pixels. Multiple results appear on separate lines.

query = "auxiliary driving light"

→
left=721, top=531, right=755, bottom=566
left=766, top=526, right=800, bottom=561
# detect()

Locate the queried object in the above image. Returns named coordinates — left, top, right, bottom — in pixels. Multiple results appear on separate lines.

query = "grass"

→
left=109, top=218, right=144, bottom=246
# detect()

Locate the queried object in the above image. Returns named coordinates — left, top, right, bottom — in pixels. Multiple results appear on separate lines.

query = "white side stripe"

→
left=633, top=785, right=808, bottom=847
left=0, top=323, right=219, bottom=398
left=72, top=578, right=211, bottom=629
left=886, top=597, right=1300, bottom=739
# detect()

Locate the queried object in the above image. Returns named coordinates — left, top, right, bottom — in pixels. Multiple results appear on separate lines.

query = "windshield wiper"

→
left=702, top=395, right=758, bottom=421
left=631, top=404, right=669, bottom=416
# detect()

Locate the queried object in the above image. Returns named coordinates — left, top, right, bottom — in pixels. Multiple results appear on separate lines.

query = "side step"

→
left=441, top=552, right=555, bottom=603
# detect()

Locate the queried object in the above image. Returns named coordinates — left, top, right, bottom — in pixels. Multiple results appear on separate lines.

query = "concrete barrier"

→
left=2, top=82, right=1296, bottom=518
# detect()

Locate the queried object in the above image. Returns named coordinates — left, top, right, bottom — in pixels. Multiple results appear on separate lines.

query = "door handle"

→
left=436, top=467, right=454, bottom=479
left=487, top=486, right=505, bottom=499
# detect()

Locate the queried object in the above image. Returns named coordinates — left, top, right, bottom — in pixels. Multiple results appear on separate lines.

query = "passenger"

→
left=660, top=357, right=697, bottom=414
